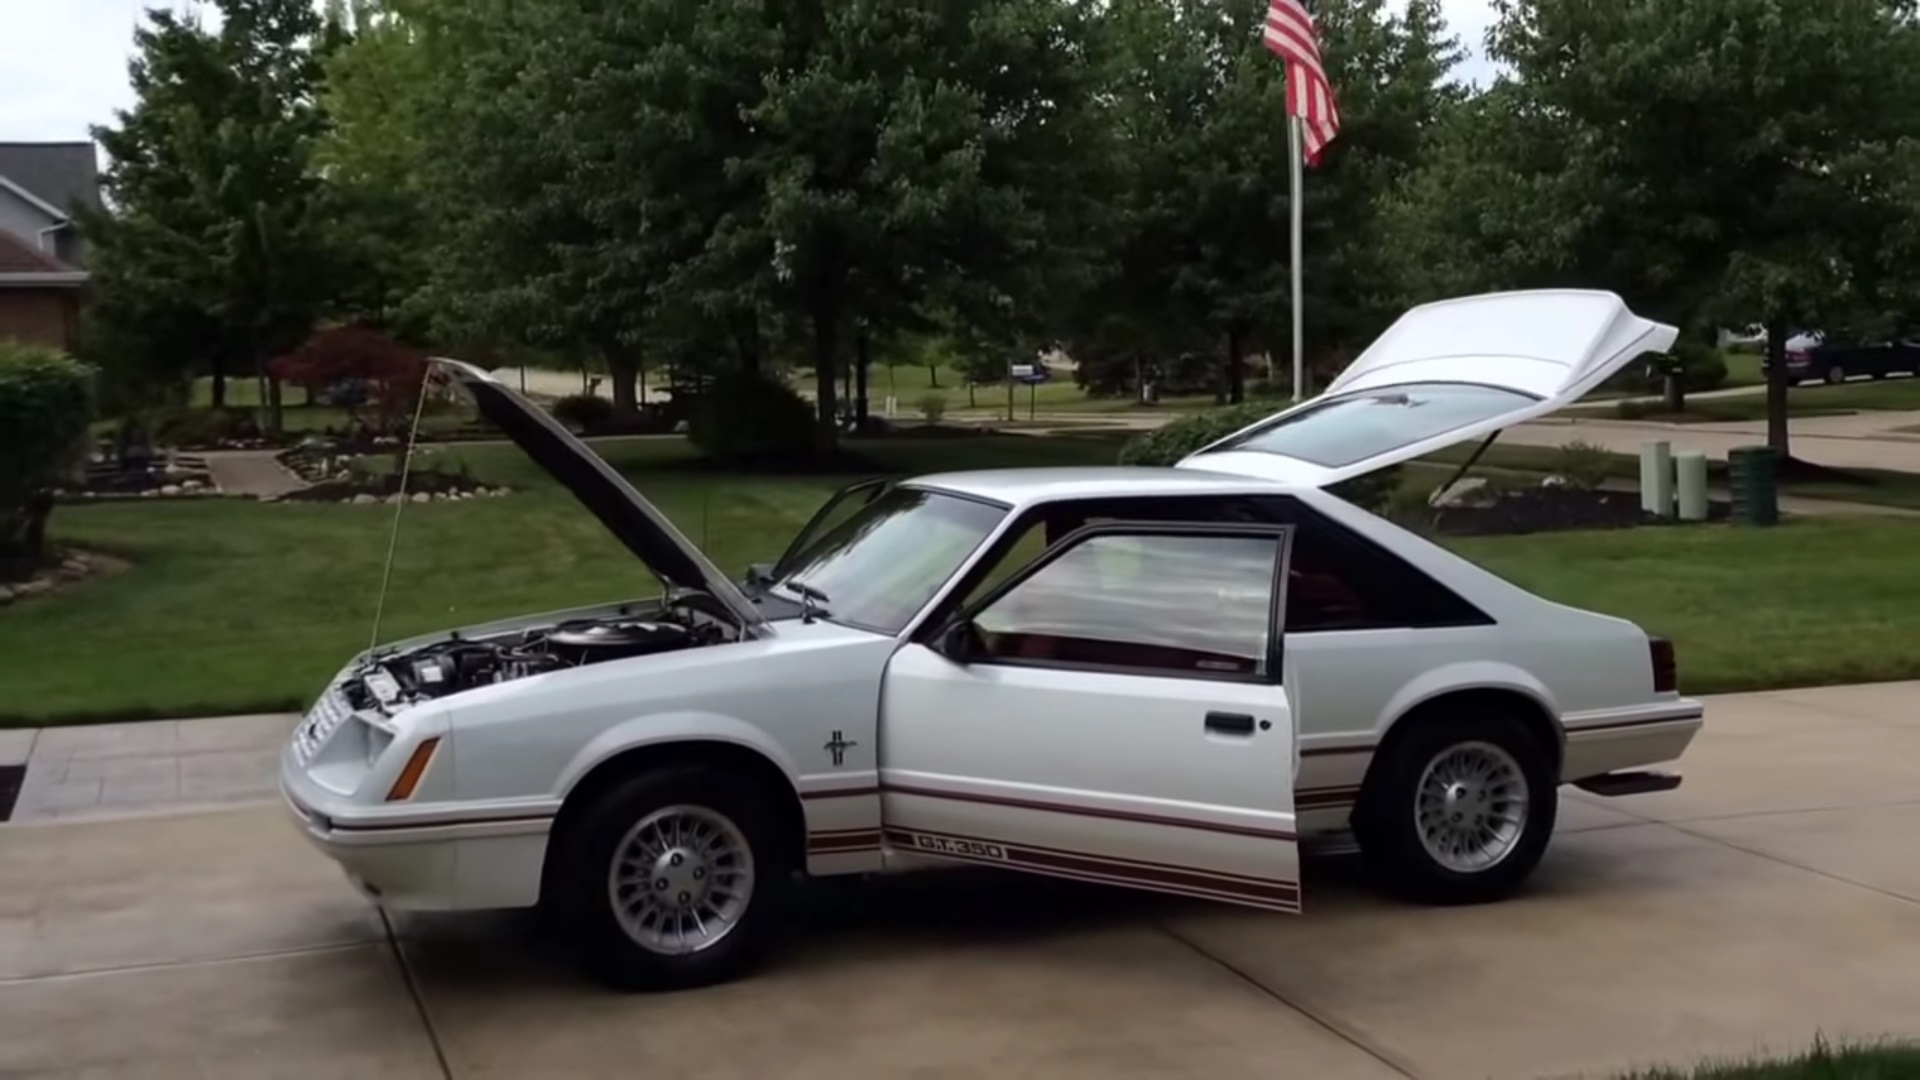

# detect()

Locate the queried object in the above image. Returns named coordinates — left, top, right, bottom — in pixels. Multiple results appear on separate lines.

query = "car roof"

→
left=904, top=466, right=1301, bottom=507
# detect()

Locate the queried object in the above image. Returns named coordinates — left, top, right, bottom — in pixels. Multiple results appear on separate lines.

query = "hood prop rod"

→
left=1435, top=431, right=1502, bottom=503
left=367, top=366, right=436, bottom=655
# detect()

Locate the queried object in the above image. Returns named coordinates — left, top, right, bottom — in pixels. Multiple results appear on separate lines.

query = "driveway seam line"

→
left=1582, top=798, right=1920, bottom=910
left=1657, top=819, right=1920, bottom=910
left=380, top=906, right=456, bottom=1080
left=0, top=940, right=375, bottom=986
left=1153, top=918, right=1424, bottom=1080
left=1658, top=796, right=1920, bottom=826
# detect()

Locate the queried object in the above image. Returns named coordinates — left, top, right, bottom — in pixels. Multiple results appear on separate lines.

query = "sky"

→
left=0, top=0, right=1503, bottom=145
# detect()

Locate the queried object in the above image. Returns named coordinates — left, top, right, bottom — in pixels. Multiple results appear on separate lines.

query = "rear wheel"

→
left=1824, top=364, right=1848, bottom=385
left=550, top=765, right=794, bottom=991
left=1353, top=710, right=1556, bottom=906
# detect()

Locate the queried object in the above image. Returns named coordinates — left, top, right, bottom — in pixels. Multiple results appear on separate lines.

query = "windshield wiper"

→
left=784, top=579, right=831, bottom=623
left=788, top=580, right=830, bottom=605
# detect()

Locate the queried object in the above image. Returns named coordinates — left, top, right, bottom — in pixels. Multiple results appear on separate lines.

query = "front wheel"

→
left=1353, top=711, right=1557, bottom=906
left=550, top=765, right=794, bottom=991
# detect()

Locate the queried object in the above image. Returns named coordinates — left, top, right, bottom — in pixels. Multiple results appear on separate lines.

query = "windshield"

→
left=776, top=487, right=1007, bottom=634
left=1202, top=382, right=1540, bottom=468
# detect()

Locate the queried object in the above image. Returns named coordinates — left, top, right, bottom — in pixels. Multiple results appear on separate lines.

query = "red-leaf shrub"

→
left=270, top=326, right=432, bottom=436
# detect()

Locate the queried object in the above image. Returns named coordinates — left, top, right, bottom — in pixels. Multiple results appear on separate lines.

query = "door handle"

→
left=1204, top=711, right=1257, bottom=736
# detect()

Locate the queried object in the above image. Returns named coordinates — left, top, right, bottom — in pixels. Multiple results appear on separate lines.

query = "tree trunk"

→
left=606, top=347, right=640, bottom=414
left=1225, top=327, right=1247, bottom=405
left=735, top=320, right=762, bottom=377
left=209, top=353, right=228, bottom=409
left=1764, top=315, right=1791, bottom=459
left=21, top=492, right=53, bottom=559
left=854, top=332, right=871, bottom=424
left=927, top=363, right=940, bottom=388
left=812, top=307, right=840, bottom=446
left=266, top=371, right=285, bottom=435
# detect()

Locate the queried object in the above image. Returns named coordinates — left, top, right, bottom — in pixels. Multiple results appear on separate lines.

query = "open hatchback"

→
left=1176, top=290, right=1679, bottom=487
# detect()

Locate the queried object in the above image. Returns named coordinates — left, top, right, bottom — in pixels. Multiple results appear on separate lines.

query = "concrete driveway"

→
left=5, top=683, right=1920, bottom=1080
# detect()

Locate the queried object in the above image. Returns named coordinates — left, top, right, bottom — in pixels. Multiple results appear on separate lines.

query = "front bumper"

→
left=280, top=739, right=554, bottom=912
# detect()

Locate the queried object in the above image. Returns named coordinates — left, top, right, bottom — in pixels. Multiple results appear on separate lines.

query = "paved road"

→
left=5, top=683, right=1920, bottom=1078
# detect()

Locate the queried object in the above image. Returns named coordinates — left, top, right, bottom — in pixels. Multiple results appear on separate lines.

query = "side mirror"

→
left=746, top=562, right=776, bottom=586
left=935, top=620, right=979, bottom=663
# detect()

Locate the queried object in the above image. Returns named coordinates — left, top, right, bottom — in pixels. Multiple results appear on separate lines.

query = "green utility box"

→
left=1727, top=446, right=1780, bottom=526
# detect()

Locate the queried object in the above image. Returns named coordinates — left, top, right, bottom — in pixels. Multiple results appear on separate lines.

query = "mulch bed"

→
left=1416, top=487, right=1732, bottom=537
left=276, top=468, right=506, bottom=504
left=0, top=549, right=125, bottom=604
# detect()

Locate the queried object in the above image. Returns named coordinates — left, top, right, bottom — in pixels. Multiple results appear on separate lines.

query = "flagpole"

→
left=1289, top=114, right=1306, bottom=402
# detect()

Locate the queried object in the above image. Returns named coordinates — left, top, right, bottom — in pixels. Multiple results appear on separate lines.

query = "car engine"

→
left=337, top=604, right=732, bottom=713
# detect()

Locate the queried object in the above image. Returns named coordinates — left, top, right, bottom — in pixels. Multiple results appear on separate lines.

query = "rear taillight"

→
left=1649, top=636, right=1677, bottom=693
left=1787, top=350, right=1810, bottom=364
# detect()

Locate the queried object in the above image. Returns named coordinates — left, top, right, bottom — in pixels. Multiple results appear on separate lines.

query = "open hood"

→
left=434, top=359, right=768, bottom=633
left=1177, top=290, right=1679, bottom=488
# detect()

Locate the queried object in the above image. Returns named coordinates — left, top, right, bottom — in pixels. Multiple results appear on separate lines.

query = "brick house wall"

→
left=0, top=288, right=81, bottom=352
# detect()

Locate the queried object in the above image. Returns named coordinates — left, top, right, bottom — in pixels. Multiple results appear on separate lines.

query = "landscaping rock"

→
left=15, top=579, right=51, bottom=599
left=351, top=493, right=378, bottom=505
left=410, top=492, right=431, bottom=503
left=387, top=494, right=404, bottom=504
left=161, top=484, right=183, bottom=496
left=140, top=489, right=158, bottom=498
left=0, top=586, right=14, bottom=605
left=1429, top=477, right=1496, bottom=509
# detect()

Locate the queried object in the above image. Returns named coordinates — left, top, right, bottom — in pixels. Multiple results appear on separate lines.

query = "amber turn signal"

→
left=386, top=737, right=441, bottom=801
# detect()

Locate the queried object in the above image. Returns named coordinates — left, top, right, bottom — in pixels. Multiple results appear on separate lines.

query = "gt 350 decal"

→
left=908, top=833, right=1008, bottom=861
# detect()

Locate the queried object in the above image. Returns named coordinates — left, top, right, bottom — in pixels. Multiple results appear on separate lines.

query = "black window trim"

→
left=926, top=519, right=1296, bottom=687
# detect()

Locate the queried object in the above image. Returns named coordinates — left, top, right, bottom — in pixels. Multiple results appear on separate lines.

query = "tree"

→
left=658, top=0, right=1112, bottom=442
left=85, top=0, right=334, bottom=428
left=0, top=343, right=93, bottom=562
left=1401, top=0, right=1920, bottom=458
left=269, top=324, right=430, bottom=436
left=1071, top=0, right=1462, bottom=404
left=313, top=0, right=438, bottom=336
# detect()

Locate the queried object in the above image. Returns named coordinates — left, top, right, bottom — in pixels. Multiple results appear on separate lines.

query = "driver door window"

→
left=970, top=531, right=1283, bottom=681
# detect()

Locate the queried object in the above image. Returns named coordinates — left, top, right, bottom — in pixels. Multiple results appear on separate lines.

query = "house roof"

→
left=0, top=229, right=85, bottom=286
left=0, top=143, right=102, bottom=220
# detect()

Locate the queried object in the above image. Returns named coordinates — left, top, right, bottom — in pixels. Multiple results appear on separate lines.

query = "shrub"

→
left=0, top=341, right=93, bottom=558
left=150, top=405, right=255, bottom=447
left=269, top=325, right=430, bottom=436
left=916, top=393, right=948, bottom=424
left=1549, top=440, right=1618, bottom=491
left=687, top=371, right=817, bottom=462
left=1117, top=402, right=1272, bottom=466
left=1671, top=344, right=1730, bottom=394
left=552, top=393, right=616, bottom=431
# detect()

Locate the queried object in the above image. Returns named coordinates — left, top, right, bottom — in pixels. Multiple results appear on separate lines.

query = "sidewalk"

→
left=2, top=713, right=296, bottom=824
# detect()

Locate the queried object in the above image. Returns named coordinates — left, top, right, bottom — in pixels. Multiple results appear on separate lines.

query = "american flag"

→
left=1263, top=0, right=1340, bottom=165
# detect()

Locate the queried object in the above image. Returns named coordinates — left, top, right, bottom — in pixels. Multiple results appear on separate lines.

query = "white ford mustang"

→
left=282, top=289, right=1704, bottom=991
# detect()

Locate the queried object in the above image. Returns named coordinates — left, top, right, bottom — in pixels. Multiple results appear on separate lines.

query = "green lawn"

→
left=1590, top=373, right=1920, bottom=424
left=9, top=433, right=1920, bottom=724
left=1620, top=1041, right=1920, bottom=1080
left=1422, top=443, right=1920, bottom=513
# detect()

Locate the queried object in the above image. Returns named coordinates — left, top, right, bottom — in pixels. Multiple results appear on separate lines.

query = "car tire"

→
left=551, top=764, right=794, bottom=992
left=1352, top=710, right=1557, bottom=907
left=1824, top=365, right=1847, bottom=385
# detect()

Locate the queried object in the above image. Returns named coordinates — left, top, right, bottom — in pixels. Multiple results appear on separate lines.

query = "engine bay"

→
left=339, top=598, right=738, bottom=713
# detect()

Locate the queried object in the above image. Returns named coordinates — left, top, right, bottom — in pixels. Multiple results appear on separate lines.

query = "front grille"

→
left=294, top=690, right=351, bottom=764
